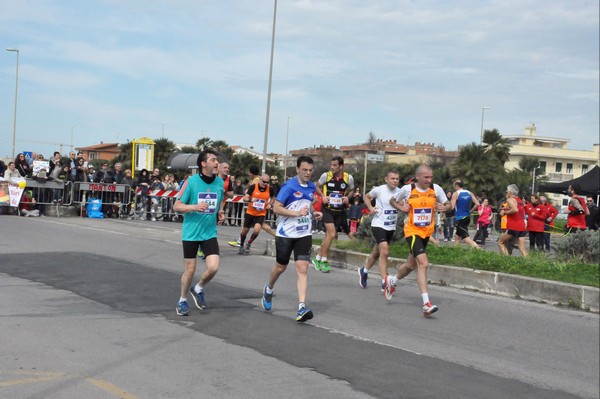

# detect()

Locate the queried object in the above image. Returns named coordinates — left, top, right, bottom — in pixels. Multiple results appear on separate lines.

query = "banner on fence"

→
left=9, top=184, right=25, bottom=207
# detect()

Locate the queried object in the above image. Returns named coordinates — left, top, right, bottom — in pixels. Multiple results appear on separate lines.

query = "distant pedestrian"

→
left=525, top=194, right=547, bottom=251
left=585, top=197, right=599, bottom=231
left=540, top=196, right=558, bottom=250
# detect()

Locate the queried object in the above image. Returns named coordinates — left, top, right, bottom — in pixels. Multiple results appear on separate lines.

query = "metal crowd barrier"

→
left=130, top=187, right=181, bottom=221
left=72, top=182, right=134, bottom=218
left=12, top=179, right=74, bottom=217
left=129, top=188, right=277, bottom=225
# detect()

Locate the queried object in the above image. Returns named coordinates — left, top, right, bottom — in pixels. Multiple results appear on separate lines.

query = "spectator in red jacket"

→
left=540, top=196, right=558, bottom=251
left=525, top=194, right=548, bottom=251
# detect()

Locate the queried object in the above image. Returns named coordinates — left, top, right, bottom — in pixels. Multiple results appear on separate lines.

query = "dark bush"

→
left=553, top=230, right=600, bottom=264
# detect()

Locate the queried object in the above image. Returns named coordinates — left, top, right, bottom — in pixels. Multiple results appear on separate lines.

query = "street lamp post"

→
left=480, top=106, right=491, bottom=143
left=284, top=115, right=292, bottom=181
left=162, top=122, right=166, bottom=138
left=6, top=48, right=19, bottom=159
left=261, top=0, right=278, bottom=174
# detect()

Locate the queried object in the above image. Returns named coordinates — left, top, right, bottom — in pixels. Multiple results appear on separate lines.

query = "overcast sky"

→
left=1, top=0, right=598, bottom=160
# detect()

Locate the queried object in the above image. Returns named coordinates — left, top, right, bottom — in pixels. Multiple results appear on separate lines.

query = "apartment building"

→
left=504, top=123, right=599, bottom=206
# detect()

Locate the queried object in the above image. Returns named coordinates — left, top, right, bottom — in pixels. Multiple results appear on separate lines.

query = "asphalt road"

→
left=1, top=216, right=598, bottom=399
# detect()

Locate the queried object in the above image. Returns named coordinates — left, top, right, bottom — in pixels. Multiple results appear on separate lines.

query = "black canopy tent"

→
left=538, top=165, right=600, bottom=203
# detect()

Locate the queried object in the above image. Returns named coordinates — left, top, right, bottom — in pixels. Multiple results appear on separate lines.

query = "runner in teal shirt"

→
left=173, top=149, right=225, bottom=316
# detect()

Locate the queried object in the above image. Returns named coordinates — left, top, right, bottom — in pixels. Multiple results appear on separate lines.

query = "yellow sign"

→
left=131, top=137, right=155, bottom=178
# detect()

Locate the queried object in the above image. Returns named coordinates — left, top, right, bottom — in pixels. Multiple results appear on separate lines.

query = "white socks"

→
left=421, top=293, right=430, bottom=304
left=194, top=283, right=203, bottom=294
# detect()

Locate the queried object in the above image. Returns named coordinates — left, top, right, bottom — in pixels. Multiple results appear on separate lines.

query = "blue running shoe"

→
left=176, top=301, right=189, bottom=316
left=261, top=284, right=273, bottom=311
left=296, top=307, right=313, bottom=322
left=189, top=287, right=206, bottom=310
left=358, top=267, right=368, bottom=288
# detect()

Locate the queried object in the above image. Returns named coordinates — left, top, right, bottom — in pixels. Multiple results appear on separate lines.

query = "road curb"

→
left=264, top=240, right=599, bottom=313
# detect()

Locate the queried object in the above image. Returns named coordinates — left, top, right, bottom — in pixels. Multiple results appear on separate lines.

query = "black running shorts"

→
left=182, top=237, right=220, bottom=259
left=322, top=207, right=350, bottom=234
left=275, top=235, right=312, bottom=266
left=243, top=213, right=265, bottom=229
left=405, top=235, right=430, bottom=257
left=455, top=216, right=471, bottom=239
left=506, top=229, right=527, bottom=238
left=372, top=226, right=395, bottom=244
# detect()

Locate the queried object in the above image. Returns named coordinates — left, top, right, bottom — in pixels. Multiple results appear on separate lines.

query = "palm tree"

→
left=229, top=152, right=260, bottom=182
left=451, top=142, right=505, bottom=196
left=482, top=129, right=511, bottom=166
left=518, top=156, right=541, bottom=173
left=153, top=137, right=178, bottom=173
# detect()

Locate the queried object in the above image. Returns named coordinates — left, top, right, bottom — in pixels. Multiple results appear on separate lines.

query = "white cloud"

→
left=0, top=0, right=597, bottom=160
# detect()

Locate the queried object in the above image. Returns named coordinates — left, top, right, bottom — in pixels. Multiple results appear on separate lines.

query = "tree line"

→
left=101, top=129, right=545, bottom=204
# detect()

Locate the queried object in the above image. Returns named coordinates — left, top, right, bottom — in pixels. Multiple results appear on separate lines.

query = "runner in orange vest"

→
left=384, top=165, right=451, bottom=317
left=238, top=174, right=274, bottom=255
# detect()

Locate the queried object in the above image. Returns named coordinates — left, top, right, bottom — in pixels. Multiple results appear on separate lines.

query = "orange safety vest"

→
left=404, top=184, right=437, bottom=239
left=501, top=201, right=508, bottom=230
left=246, top=183, right=271, bottom=217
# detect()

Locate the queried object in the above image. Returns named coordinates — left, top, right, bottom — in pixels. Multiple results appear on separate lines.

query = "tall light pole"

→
left=480, top=106, right=491, bottom=143
left=161, top=122, right=166, bottom=138
left=261, top=0, right=278, bottom=174
left=284, top=115, right=292, bottom=181
left=6, top=48, right=19, bottom=159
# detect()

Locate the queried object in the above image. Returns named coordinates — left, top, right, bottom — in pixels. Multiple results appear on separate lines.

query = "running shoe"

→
left=381, top=281, right=385, bottom=292
left=261, top=284, right=272, bottom=311
left=176, top=301, right=189, bottom=316
left=296, top=307, right=314, bottom=322
left=358, top=267, right=368, bottom=288
left=383, top=275, right=396, bottom=301
left=238, top=245, right=244, bottom=255
left=319, top=261, right=331, bottom=273
left=197, top=249, right=206, bottom=260
left=422, top=302, right=438, bottom=317
left=189, top=287, right=206, bottom=310
left=312, top=258, right=322, bottom=271
left=244, top=242, right=251, bottom=254
left=228, top=240, right=241, bottom=247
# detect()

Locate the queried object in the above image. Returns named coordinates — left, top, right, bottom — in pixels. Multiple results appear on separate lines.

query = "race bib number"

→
left=295, top=216, right=310, bottom=232
left=383, top=209, right=398, bottom=226
left=413, top=208, right=432, bottom=226
left=197, top=192, right=217, bottom=214
left=252, top=199, right=266, bottom=211
left=329, top=192, right=343, bottom=207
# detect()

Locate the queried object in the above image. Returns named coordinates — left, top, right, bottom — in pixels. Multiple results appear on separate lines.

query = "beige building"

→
left=505, top=123, right=599, bottom=206
left=339, top=140, right=457, bottom=166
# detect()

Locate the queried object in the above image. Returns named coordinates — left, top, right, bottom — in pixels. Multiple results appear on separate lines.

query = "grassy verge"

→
left=313, top=238, right=599, bottom=288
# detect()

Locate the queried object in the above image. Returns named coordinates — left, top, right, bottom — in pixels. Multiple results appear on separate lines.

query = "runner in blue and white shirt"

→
left=260, top=156, right=323, bottom=322
left=357, top=170, right=401, bottom=290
